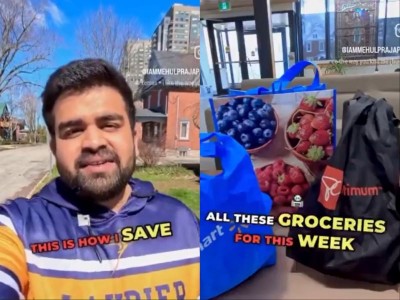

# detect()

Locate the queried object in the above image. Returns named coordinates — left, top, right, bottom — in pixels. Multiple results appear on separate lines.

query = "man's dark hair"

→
left=395, top=68, right=400, bottom=72
left=41, top=58, right=136, bottom=135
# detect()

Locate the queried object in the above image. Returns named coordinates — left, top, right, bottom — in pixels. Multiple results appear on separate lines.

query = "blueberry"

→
left=263, top=129, right=273, bottom=139
left=217, top=105, right=229, bottom=114
left=236, top=104, right=243, bottom=111
left=237, top=108, right=247, bottom=118
left=225, top=110, right=238, bottom=121
left=269, top=120, right=277, bottom=129
left=232, top=120, right=240, bottom=128
left=236, top=123, right=245, bottom=133
left=238, top=104, right=251, bottom=118
left=259, top=119, right=270, bottom=129
left=258, top=137, right=267, bottom=145
left=217, top=105, right=228, bottom=119
left=222, top=111, right=230, bottom=120
left=252, top=127, right=263, bottom=138
left=217, top=120, right=224, bottom=130
left=217, top=119, right=231, bottom=132
left=256, top=108, right=270, bottom=119
left=243, top=119, right=256, bottom=130
left=262, top=103, right=273, bottom=114
left=227, top=128, right=237, bottom=137
left=240, top=133, right=251, bottom=143
left=251, top=98, right=264, bottom=109
left=244, top=143, right=253, bottom=149
left=228, top=99, right=239, bottom=108
left=243, top=97, right=252, bottom=106
left=248, top=110, right=261, bottom=122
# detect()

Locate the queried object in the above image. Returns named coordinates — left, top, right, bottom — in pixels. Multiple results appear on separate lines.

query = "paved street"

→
left=0, top=144, right=52, bottom=203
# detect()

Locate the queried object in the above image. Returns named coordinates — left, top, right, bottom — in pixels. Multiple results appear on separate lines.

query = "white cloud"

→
left=45, top=1, right=66, bottom=25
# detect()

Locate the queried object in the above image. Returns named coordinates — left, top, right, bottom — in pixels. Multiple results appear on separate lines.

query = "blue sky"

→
left=31, top=0, right=199, bottom=89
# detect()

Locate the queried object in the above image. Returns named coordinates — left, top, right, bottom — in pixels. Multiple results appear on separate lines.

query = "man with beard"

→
left=0, top=59, right=199, bottom=299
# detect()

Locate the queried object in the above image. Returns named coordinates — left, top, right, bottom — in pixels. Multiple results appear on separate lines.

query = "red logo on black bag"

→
left=318, top=166, right=344, bottom=210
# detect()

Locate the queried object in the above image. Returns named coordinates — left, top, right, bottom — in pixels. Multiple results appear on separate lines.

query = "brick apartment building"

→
left=137, top=50, right=200, bottom=157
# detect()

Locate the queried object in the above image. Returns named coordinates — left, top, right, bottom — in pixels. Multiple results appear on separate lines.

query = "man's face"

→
left=51, top=86, right=136, bottom=202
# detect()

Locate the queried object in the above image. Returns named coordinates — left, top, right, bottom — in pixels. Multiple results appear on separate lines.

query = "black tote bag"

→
left=286, top=93, right=400, bottom=284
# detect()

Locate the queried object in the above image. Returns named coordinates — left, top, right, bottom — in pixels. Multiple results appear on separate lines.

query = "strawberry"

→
left=306, top=145, right=325, bottom=161
left=274, top=195, right=287, bottom=205
left=277, top=173, right=292, bottom=186
left=257, top=170, right=268, bottom=182
left=260, top=181, right=270, bottom=193
left=316, top=108, right=325, bottom=113
left=299, top=114, right=314, bottom=126
left=297, top=124, right=314, bottom=140
left=264, top=165, right=273, bottom=181
left=277, top=186, right=290, bottom=196
left=299, top=95, right=322, bottom=112
left=302, top=182, right=310, bottom=191
left=270, top=183, right=279, bottom=197
left=287, top=194, right=296, bottom=202
left=272, top=159, right=285, bottom=172
left=325, top=98, right=334, bottom=113
left=309, top=130, right=330, bottom=146
left=289, top=167, right=306, bottom=184
left=325, top=145, right=334, bottom=157
left=295, top=140, right=311, bottom=154
left=311, top=113, right=331, bottom=130
left=287, top=122, right=300, bottom=139
left=272, top=169, right=283, bottom=181
left=291, top=184, right=304, bottom=195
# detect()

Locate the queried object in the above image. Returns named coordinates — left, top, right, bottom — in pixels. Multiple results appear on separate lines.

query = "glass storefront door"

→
left=204, top=12, right=298, bottom=95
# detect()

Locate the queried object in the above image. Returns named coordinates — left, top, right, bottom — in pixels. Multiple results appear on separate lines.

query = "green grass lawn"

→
left=35, top=165, right=199, bottom=216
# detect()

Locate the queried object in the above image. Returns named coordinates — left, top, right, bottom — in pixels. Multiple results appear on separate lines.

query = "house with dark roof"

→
left=137, top=50, right=200, bottom=156
left=0, top=103, right=26, bottom=141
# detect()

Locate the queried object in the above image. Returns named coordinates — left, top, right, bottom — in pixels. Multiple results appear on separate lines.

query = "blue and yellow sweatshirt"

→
left=0, top=178, right=199, bottom=299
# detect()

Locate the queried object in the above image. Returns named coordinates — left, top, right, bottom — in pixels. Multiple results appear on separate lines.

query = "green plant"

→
left=325, top=59, right=347, bottom=75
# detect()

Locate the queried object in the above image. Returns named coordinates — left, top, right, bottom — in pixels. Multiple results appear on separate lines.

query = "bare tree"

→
left=75, top=5, right=142, bottom=68
left=0, top=0, right=56, bottom=98
left=6, top=86, right=23, bottom=141
left=184, top=102, right=200, bottom=130
left=19, top=90, right=39, bottom=143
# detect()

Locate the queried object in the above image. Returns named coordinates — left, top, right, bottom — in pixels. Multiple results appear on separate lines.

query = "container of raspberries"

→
left=255, top=159, right=309, bottom=214
left=285, top=95, right=335, bottom=168
left=214, top=96, right=279, bottom=154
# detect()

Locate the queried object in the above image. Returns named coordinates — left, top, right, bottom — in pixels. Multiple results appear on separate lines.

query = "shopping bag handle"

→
left=227, top=87, right=271, bottom=96
left=330, top=95, right=375, bottom=171
left=365, top=99, right=400, bottom=187
left=271, top=60, right=326, bottom=93
left=200, top=132, right=249, bottom=177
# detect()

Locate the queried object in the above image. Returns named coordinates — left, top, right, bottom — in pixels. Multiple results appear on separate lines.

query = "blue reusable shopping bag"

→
left=200, top=132, right=276, bottom=300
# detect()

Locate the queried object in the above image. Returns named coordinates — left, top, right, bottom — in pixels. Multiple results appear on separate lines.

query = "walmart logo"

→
left=229, top=221, right=249, bottom=233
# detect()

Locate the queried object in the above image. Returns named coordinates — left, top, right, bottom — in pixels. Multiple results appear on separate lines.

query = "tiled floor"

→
left=215, top=226, right=400, bottom=300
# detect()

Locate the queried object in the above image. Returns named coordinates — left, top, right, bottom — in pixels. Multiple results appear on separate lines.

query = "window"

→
left=179, top=121, right=190, bottom=140
left=319, top=41, right=325, bottom=51
left=147, top=95, right=152, bottom=108
left=306, top=42, right=312, bottom=52
left=312, top=33, right=318, bottom=39
left=142, top=122, right=162, bottom=142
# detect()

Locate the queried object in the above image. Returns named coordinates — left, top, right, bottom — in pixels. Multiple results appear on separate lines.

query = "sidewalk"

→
left=0, top=143, right=45, bottom=151
left=0, top=145, right=16, bottom=151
